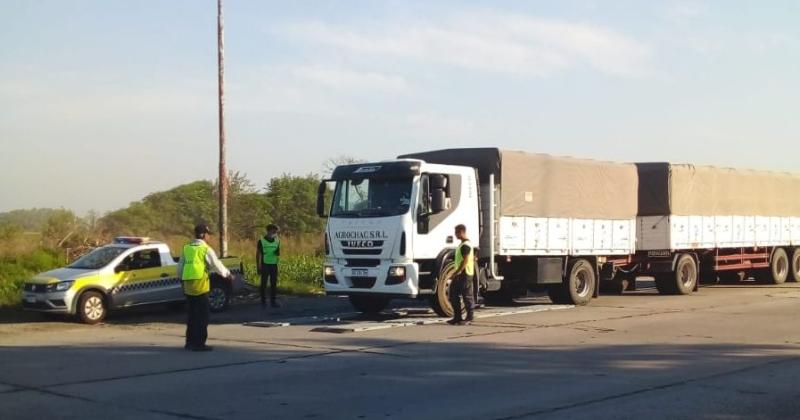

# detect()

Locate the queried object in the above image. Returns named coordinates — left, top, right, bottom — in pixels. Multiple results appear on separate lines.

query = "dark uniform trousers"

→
left=260, top=264, right=278, bottom=304
left=185, top=293, right=209, bottom=348
left=450, top=272, right=475, bottom=321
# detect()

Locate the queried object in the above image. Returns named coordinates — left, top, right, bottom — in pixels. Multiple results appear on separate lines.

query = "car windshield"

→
left=331, top=178, right=413, bottom=218
left=68, top=246, right=127, bottom=269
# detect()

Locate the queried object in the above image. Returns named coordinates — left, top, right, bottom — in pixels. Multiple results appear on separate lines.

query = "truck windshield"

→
left=331, top=178, right=412, bottom=218
left=68, top=246, right=127, bottom=269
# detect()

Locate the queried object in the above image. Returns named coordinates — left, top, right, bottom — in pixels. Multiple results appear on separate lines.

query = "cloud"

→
left=290, top=66, right=409, bottom=93
left=278, top=12, right=652, bottom=78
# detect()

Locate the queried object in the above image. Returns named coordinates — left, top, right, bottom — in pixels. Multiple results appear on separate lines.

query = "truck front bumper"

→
left=323, top=261, right=421, bottom=298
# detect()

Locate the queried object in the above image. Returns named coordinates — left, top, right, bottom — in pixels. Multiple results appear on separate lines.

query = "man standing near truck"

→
left=178, top=224, right=232, bottom=352
left=448, top=224, right=475, bottom=325
left=257, top=224, right=281, bottom=308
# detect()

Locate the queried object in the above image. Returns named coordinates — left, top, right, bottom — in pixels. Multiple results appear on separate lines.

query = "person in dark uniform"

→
left=257, top=224, right=281, bottom=307
left=447, top=224, right=475, bottom=325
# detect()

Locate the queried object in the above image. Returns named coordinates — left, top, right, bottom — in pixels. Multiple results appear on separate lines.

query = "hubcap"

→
left=84, top=297, right=104, bottom=320
left=680, top=263, right=695, bottom=287
left=776, top=256, right=788, bottom=278
left=794, top=254, right=800, bottom=277
left=575, top=269, right=590, bottom=296
left=209, top=288, right=226, bottom=310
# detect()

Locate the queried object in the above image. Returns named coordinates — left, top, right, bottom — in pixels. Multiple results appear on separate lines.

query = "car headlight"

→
left=388, top=266, right=405, bottom=277
left=323, top=265, right=335, bottom=277
left=53, top=281, right=74, bottom=292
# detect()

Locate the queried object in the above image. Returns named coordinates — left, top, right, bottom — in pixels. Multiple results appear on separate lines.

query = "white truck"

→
left=316, top=148, right=639, bottom=316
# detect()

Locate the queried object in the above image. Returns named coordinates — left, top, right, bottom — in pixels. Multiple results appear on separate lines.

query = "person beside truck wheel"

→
left=448, top=224, right=475, bottom=326
left=177, top=224, right=232, bottom=352
left=257, top=224, right=281, bottom=308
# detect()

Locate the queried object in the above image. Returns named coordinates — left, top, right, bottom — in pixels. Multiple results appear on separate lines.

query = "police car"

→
left=21, top=237, right=245, bottom=324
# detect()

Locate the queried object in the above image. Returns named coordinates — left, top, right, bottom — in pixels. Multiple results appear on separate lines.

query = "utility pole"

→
left=217, top=0, right=228, bottom=257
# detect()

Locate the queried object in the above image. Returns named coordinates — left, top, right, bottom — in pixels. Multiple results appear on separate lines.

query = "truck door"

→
left=110, top=248, right=167, bottom=308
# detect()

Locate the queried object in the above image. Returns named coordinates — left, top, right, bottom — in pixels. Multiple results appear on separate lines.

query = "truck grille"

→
left=345, top=259, right=381, bottom=267
left=342, top=249, right=382, bottom=255
left=350, top=277, right=377, bottom=288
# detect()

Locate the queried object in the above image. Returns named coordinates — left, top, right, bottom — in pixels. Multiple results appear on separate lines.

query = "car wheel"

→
left=77, top=291, right=107, bottom=324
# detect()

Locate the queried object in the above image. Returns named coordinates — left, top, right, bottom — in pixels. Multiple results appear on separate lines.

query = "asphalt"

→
left=1, top=280, right=800, bottom=420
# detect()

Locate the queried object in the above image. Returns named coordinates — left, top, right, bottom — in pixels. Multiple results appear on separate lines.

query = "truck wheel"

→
left=209, top=281, right=230, bottom=313
left=430, top=261, right=460, bottom=318
left=758, top=248, right=789, bottom=285
left=791, top=248, right=800, bottom=283
left=77, top=291, right=107, bottom=324
left=548, top=259, right=595, bottom=306
left=656, top=254, right=697, bottom=295
left=349, top=295, right=390, bottom=315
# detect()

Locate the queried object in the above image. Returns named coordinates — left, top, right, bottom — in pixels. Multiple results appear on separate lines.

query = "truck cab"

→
left=318, top=160, right=479, bottom=315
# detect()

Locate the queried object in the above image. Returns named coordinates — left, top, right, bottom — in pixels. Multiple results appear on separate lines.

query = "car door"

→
left=110, top=248, right=165, bottom=308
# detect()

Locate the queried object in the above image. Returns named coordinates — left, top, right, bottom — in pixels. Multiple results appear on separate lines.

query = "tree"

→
left=265, top=174, right=325, bottom=236
left=322, top=155, right=366, bottom=177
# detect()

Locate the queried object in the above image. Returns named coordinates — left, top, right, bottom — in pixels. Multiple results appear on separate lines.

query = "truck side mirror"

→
left=431, top=189, right=446, bottom=213
left=316, top=180, right=331, bottom=218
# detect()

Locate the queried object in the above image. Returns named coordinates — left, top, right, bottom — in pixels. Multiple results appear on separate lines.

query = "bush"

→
left=243, top=254, right=323, bottom=296
left=0, top=248, right=64, bottom=307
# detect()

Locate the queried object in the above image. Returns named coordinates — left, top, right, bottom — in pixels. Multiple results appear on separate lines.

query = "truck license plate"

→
left=351, top=269, right=369, bottom=277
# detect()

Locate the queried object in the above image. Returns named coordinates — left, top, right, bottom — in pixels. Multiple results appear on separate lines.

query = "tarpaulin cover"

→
left=636, top=163, right=800, bottom=216
left=399, top=148, right=639, bottom=219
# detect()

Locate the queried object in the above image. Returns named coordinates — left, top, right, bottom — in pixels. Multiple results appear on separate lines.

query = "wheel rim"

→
left=437, top=263, right=460, bottom=317
left=794, top=254, right=800, bottom=278
left=575, top=268, right=591, bottom=297
left=680, top=261, right=696, bottom=287
left=84, top=296, right=104, bottom=320
left=209, top=287, right=226, bottom=310
left=775, top=254, right=788, bottom=279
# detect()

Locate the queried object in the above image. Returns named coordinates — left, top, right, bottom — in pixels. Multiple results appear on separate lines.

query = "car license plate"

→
left=25, top=295, right=36, bottom=304
left=351, top=269, right=369, bottom=277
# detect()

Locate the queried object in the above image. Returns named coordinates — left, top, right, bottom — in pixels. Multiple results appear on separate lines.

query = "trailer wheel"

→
left=656, top=254, right=697, bottom=295
left=548, top=259, right=595, bottom=306
left=757, top=248, right=789, bottom=284
left=349, top=295, right=390, bottom=315
left=430, top=261, right=460, bottom=318
left=209, top=280, right=231, bottom=313
left=791, top=248, right=800, bottom=283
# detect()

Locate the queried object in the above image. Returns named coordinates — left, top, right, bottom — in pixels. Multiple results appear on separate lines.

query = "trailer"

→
left=628, top=163, right=800, bottom=294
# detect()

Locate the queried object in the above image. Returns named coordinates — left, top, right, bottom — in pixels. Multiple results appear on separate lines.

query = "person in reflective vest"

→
left=257, top=224, right=281, bottom=308
left=177, top=224, right=232, bottom=352
left=448, top=224, right=475, bottom=325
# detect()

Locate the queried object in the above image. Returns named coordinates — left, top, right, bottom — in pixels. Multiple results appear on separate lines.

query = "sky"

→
left=1, top=0, right=799, bottom=214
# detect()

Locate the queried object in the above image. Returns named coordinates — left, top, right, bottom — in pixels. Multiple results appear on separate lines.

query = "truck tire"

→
left=655, top=254, right=697, bottom=295
left=349, top=295, right=390, bottom=315
left=209, top=280, right=231, bottom=313
left=757, top=248, right=789, bottom=285
left=77, top=291, right=107, bottom=324
left=791, top=248, right=800, bottom=283
left=548, top=259, right=595, bottom=306
left=430, top=261, right=460, bottom=318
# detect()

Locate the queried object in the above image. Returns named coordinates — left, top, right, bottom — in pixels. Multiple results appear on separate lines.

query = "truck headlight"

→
left=323, top=265, right=338, bottom=284
left=388, top=266, right=405, bottom=277
left=386, top=266, right=406, bottom=285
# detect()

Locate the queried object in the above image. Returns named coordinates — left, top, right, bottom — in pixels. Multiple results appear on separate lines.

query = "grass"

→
left=0, top=248, right=65, bottom=307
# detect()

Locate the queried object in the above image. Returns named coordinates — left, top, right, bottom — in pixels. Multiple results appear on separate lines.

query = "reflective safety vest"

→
left=260, top=237, right=280, bottom=265
left=454, top=239, right=475, bottom=276
left=181, top=242, right=210, bottom=296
